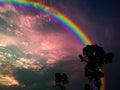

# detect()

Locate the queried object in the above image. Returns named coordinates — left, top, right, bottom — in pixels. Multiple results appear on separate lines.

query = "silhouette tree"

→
left=79, top=44, right=114, bottom=90
left=54, top=72, right=69, bottom=90
left=55, top=72, right=62, bottom=87
left=84, top=84, right=93, bottom=90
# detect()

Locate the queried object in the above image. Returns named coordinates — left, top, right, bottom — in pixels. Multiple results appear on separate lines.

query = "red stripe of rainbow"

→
left=0, top=0, right=105, bottom=90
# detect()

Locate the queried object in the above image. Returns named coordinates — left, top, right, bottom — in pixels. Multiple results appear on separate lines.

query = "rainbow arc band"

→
left=0, top=0, right=104, bottom=90
left=0, top=0, right=92, bottom=45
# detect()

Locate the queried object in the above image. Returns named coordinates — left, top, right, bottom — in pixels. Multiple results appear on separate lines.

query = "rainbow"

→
left=0, top=0, right=92, bottom=45
left=0, top=0, right=105, bottom=90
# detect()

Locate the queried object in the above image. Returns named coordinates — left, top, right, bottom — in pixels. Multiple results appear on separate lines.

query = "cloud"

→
left=0, top=74, right=20, bottom=86
left=0, top=3, right=17, bottom=13
left=10, top=57, right=86, bottom=90
left=0, top=3, right=85, bottom=89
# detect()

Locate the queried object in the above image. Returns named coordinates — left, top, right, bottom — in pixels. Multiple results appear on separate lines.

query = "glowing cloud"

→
left=0, top=74, right=20, bottom=86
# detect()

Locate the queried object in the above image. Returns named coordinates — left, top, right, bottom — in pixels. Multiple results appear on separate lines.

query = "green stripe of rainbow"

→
left=0, top=0, right=105, bottom=90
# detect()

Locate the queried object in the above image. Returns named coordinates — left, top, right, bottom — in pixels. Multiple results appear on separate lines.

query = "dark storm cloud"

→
left=50, top=0, right=120, bottom=50
left=49, top=0, right=120, bottom=90
left=9, top=58, right=86, bottom=90
left=65, top=1, right=120, bottom=90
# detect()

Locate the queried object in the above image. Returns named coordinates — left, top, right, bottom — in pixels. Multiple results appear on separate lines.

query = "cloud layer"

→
left=0, top=3, right=84, bottom=89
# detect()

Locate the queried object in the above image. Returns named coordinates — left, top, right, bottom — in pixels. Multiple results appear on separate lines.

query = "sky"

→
left=0, top=0, right=120, bottom=90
